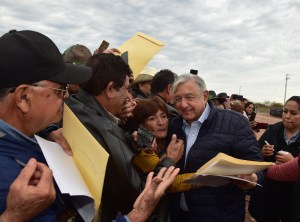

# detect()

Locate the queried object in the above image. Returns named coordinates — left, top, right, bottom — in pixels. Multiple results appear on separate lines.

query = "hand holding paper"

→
left=230, top=173, right=258, bottom=189
left=36, top=103, right=109, bottom=222
left=185, top=153, right=274, bottom=187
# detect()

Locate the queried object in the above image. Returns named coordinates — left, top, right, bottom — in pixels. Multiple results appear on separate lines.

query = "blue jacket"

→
left=0, top=126, right=63, bottom=222
left=0, top=122, right=132, bottom=222
left=168, top=102, right=264, bottom=222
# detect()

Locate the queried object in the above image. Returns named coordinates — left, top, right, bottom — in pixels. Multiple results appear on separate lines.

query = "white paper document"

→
left=185, top=153, right=274, bottom=187
left=35, top=135, right=95, bottom=222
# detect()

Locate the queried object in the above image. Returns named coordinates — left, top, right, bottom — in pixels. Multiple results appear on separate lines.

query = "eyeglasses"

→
left=31, top=84, right=69, bottom=98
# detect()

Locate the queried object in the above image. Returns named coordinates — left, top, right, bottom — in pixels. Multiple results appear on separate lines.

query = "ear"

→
left=138, top=83, right=144, bottom=90
left=166, top=84, right=172, bottom=94
left=203, top=90, right=209, bottom=102
left=14, top=85, right=31, bottom=113
left=105, top=81, right=116, bottom=99
left=160, top=84, right=170, bottom=98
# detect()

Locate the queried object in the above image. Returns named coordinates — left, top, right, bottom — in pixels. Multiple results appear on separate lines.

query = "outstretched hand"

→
left=127, top=166, right=180, bottom=222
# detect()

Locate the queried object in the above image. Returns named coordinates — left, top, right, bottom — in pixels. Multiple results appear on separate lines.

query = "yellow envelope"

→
left=62, top=103, right=109, bottom=220
left=118, top=32, right=165, bottom=78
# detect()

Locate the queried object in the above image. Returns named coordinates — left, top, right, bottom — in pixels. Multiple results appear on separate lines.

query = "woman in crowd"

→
left=131, top=97, right=181, bottom=170
left=249, top=96, right=300, bottom=222
left=132, top=96, right=172, bottom=170
left=244, top=101, right=268, bottom=133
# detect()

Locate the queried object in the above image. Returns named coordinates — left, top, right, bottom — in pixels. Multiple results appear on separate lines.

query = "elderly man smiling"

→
left=168, top=74, right=264, bottom=222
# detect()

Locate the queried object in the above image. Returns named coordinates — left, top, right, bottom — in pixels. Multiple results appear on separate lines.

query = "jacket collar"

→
left=0, top=126, right=45, bottom=164
left=0, top=119, right=39, bottom=147
left=72, top=90, right=116, bottom=122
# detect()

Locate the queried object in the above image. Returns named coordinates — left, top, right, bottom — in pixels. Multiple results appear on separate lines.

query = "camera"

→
left=190, top=69, right=198, bottom=75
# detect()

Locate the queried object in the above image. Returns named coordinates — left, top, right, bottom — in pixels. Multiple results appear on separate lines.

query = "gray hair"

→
left=172, top=73, right=207, bottom=94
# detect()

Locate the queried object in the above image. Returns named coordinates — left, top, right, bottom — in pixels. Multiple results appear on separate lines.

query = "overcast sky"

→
left=1, top=0, right=299, bottom=103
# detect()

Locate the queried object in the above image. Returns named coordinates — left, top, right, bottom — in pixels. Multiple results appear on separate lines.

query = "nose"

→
left=125, top=94, right=137, bottom=106
left=157, top=117, right=164, bottom=125
left=132, top=99, right=137, bottom=106
left=129, top=98, right=137, bottom=106
left=284, top=111, right=291, bottom=118
left=179, top=98, right=189, bottom=109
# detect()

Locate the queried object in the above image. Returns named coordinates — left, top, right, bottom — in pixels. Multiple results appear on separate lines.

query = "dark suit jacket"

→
left=168, top=101, right=264, bottom=222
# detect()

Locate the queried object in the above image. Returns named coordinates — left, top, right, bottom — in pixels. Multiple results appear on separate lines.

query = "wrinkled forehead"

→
left=174, top=80, right=201, bottom=95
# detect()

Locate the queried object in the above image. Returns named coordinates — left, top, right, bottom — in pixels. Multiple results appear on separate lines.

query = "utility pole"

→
left=284, top=74, right=290, bottom=104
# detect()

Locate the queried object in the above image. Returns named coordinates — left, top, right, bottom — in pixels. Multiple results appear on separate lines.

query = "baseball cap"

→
left=0, top=30, right=92, bottom=89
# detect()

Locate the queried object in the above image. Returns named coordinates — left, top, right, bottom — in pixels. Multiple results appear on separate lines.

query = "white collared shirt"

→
left=180, top=103, right=211, bottom=212
left=182, top=104, right=211, bottom=166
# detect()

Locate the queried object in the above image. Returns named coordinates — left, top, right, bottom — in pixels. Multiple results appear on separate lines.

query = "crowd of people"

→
left=0, top=29, right=299, bottom=222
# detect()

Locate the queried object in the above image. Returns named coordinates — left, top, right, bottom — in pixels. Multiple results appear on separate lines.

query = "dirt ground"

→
left=255, top=112, right=282, bottom=139
left=244, top=113, right=281, bottom=222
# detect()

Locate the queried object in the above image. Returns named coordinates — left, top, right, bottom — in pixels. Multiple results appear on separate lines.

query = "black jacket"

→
left=249, top=122, right=300, bottom=222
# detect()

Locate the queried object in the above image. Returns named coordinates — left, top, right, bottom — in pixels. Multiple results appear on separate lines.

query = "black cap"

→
left=0, top=30, right=92, bottom=88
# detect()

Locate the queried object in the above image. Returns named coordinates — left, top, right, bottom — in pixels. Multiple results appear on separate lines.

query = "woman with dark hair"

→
left=249, top=96, right=300, bottom=222
left=244, top=102, right=256, bottom=119
left=244, top=101, right=268, bottom=133
left=132, top=96, right=183, bottom=173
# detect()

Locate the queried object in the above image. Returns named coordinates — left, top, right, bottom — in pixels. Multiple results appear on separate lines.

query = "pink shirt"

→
left=266, top=157, right=300, bottom=182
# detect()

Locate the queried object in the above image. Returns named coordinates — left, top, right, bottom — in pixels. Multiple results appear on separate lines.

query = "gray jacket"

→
left=66, top=90, right=174, bottom=222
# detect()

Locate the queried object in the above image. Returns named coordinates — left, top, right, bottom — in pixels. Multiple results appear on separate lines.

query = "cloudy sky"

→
left=1, top=0, right=299, bottom=103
